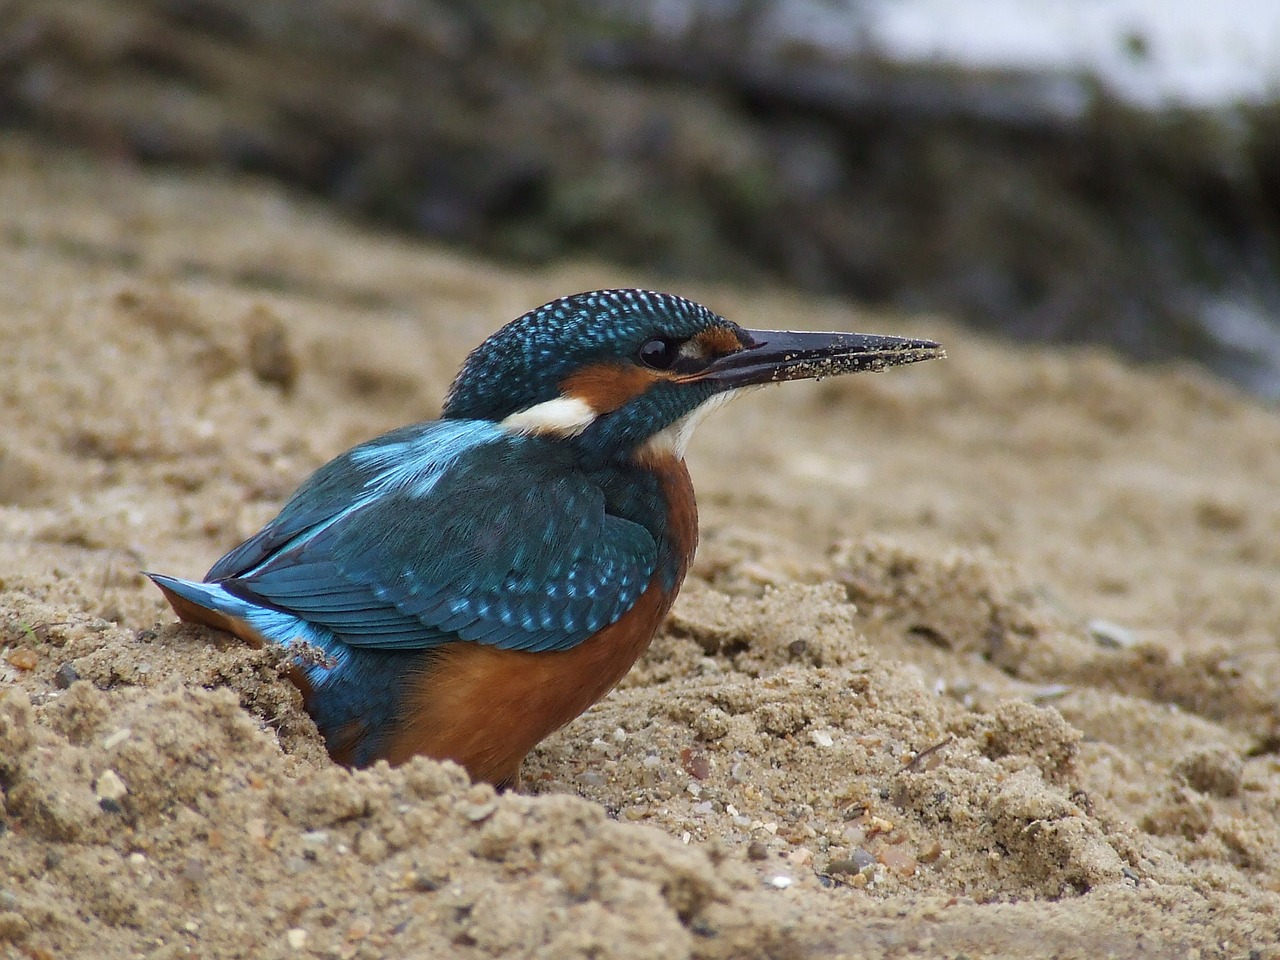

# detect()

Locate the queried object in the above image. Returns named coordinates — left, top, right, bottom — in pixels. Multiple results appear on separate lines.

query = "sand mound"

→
left=2, top=140, right=1279, bottom=957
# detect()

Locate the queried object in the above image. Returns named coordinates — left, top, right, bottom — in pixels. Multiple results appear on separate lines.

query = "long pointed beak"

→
left=702, top=329, right=945, bottom=389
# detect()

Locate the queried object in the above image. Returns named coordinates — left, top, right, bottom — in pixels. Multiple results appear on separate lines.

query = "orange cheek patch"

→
left=695, top=327, right=745, bottom=355
left=561, top=363, right=660, bottom=413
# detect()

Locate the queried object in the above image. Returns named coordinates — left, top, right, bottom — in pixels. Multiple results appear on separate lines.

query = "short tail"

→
left=147, top=572, right=370, bottom=762
left=147, top=572, right=303, bottom=650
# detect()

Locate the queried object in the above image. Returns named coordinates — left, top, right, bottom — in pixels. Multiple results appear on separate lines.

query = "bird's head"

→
left=443, top=289, right=943, bottom=461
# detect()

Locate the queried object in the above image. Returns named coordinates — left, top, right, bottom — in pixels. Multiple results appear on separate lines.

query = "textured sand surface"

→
left=2, top=140, right=1279, bottom=958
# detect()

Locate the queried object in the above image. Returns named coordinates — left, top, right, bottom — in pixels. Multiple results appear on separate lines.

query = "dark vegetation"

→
left=5, top=0, right=1279, bottom=390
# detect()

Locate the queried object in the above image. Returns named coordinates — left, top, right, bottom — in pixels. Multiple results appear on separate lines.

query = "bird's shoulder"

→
left=205, top=419, right=662, bottom=652
left=207, top=419, right=577, bottom=581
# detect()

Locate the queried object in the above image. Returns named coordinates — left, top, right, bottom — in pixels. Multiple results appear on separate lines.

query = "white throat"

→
left=642, top=390, right=740, bottom=459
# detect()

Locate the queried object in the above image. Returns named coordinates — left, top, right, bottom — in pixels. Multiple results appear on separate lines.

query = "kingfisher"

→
left=149, top=290, right=942, bottom=788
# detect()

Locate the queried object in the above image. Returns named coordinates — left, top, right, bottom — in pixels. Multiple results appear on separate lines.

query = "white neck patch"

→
left=500, top=395, right=598, bottom=437
left=643, top=389, right=740, bottom=459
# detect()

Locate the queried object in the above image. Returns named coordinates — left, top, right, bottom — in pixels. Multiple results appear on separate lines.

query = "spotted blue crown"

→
left=443, top=289, right=732, bottom=422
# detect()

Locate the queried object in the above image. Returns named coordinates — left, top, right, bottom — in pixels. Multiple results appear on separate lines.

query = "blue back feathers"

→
left=206, top=421, right=666, bottom=655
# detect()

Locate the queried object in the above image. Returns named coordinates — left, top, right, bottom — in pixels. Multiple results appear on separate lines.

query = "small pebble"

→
left=747, top=841, right=769, bottom=861
left=1088, top=619, right=1138, bottom=649
left=94, top=770, right=128, bottom=802
left=918, top=841, right=944, bottom=864
left=810, top=729, right=834, bottom=748
left=850, top=848, right=877, bottom=871
left=286, top=928, right=308, bottom=951
left=766, top=874, right=793, bottom=889
left=464, top=800, right=497, bottom=823
left=54, top=663, right=79, bottom=689
left=300, top=831, right=330, bottom=849
left=102, top=728, right=132, bottom=750
left=680, top=748, right=711, bottom=780
left=611, top=727, right=628, bottom=744
left=6, top=648, right=37, bottom=671
left=787, top=848, right=814, bottom=868
left=692, top=801, right=714, bottom=816
left=1030, top=684, right=1072, bottom=703
left=642, top=755, right=662, bottom=769
left=877, top=845, right=918, bottom=877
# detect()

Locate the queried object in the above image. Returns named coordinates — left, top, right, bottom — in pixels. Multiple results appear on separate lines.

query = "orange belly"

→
left=381, top=577, right=672, bottom=786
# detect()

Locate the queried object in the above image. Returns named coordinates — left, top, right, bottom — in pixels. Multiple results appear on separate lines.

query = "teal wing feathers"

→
left=207, top=421, right=658, bottom=654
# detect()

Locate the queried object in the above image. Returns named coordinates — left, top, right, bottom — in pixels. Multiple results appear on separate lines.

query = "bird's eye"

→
left=638, top=337, right=680, bottom=370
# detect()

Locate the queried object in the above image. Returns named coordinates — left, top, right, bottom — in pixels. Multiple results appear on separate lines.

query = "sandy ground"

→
left=2, top=137, right=1280, bottom=959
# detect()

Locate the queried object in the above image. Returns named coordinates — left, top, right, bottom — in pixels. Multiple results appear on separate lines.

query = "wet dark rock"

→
left=827, top=848, right=877, bottom=875
left=53, top=663, right=79, bottom=689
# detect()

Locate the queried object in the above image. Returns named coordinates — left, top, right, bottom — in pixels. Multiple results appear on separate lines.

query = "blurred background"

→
left=3, top=0, right=1279, bottom=395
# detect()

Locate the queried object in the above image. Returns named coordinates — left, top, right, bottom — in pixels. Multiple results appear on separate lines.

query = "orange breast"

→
left=382, top=454, right=698, bottom=786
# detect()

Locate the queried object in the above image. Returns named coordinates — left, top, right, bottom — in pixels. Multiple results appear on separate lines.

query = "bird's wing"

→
left=208, top=421, right=659, bottom=653
left=206, top=420, right=487, bottom=583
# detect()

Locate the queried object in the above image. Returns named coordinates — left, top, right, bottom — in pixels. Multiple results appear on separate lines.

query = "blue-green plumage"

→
left=211, top=423, right=664, bottom=652
left=149, top=288, right=942, bottom=781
